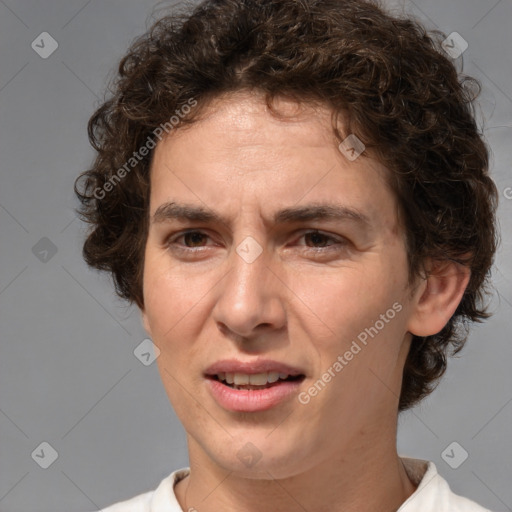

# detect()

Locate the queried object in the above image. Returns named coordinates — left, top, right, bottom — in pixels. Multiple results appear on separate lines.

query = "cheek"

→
left=291, top=264, right=409, bottom=381
left=143, top=265, right=209, bottom=409
left=295, top=264, right=403, bottom=334
left=143, top=256, right=209, bottom=339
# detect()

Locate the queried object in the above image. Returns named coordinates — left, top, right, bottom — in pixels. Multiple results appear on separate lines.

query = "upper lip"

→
left=204, top=359, right=305, bottom=376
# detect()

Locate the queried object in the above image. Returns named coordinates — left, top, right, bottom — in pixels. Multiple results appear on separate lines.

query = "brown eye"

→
left=298, top=230, right=345, bottom=250
left=165, top=230, right=214, bottom=254
left=181, top=231, right=208, bottom=247
left=303, top=231, right=335, bottom=248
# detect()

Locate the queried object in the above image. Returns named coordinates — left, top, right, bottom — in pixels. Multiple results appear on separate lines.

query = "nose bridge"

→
left=213, top=235, right=285, bottom=337
left=227, top=236, right=272, bottom=309
left=225, top=205, right=271, bottom=293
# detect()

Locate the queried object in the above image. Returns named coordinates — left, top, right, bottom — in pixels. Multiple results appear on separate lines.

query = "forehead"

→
left=148, top=91, right=398, bottom=231
left=173, top=91, right=341, bottom=154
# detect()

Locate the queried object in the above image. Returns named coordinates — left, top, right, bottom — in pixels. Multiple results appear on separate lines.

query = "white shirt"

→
left=98, top=457, right=493, bottom=511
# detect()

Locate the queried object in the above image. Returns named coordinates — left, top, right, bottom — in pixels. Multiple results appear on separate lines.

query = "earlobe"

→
left=407, top=260, right=471, bottom=337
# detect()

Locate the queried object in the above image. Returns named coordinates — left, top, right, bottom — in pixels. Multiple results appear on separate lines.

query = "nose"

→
left=212, top=239, right=287, bottom=343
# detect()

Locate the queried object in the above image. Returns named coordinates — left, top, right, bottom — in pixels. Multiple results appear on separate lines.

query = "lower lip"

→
left=206, top=377, right=303, bottom=412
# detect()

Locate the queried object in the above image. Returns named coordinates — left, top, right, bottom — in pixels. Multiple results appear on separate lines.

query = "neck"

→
left=175, top=421, right=417, bottom=512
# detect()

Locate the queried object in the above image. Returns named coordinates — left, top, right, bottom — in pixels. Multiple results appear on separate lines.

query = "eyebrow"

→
left=151, top=201, right=370, bottom=227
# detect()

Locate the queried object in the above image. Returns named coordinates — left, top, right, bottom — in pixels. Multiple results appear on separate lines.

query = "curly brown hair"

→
left=74, top=0, right=498, bottom=410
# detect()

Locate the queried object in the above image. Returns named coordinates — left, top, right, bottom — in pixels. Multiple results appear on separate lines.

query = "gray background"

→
left=0, top=0, right=510, bottom=510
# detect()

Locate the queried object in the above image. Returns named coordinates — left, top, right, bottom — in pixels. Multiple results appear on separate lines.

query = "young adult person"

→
left=75, top=1, right=498, bottom=510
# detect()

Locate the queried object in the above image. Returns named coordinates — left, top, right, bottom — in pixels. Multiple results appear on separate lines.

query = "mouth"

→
left=206, top=372, right=306, bottom=391
left=203, top=360, right=307, bottom=412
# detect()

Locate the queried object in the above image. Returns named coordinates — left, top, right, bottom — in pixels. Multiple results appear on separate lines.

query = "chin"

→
left=207, top=435, right=314, bottom=480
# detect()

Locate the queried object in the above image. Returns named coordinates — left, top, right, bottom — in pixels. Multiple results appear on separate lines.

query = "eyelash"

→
left=165, top=229, right=346, bottom=255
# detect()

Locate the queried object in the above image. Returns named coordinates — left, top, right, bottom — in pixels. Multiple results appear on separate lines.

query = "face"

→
left=141, top=91, right=420, bottom=478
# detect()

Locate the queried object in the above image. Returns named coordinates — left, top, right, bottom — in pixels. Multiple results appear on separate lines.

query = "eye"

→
left=296, top=230, right=346, bottom=250
left=166, top=230, right=214, bottom=252
left=180, top=231, right=209, bottom=247
left=165, top=229, right=348, bottom=258
left=301, top=231, right=338, bottom=248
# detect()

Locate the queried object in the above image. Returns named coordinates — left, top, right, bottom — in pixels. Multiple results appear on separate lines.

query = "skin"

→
left=141, top=90, right=470, bottom=512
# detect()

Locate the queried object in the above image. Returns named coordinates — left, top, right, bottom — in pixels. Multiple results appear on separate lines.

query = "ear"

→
left=407, top=260, right=471, bottom=337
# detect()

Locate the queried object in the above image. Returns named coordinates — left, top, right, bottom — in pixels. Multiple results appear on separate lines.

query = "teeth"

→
left=216, top=372, right=290, bottom=385
left=247, top=373, right=266, bottom=385
left=234, top=373, right=249, bottom=385
left=267, top=372, right=280, bottom=383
